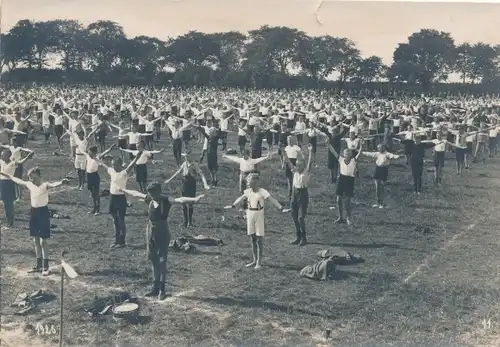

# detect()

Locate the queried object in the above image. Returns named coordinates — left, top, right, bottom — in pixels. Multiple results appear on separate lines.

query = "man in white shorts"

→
left=225, top=174, right=284, bottom=269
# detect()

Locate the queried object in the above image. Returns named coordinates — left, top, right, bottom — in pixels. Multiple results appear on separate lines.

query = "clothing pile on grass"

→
left=84, top=292, right=138, bottom=319
left=170, top=235, right=224, bottom=253
left=10, top=289, right=56, bottom=315
left=300, top=248, right=364, bottom=281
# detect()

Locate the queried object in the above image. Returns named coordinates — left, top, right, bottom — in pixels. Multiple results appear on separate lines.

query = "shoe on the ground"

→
left=145, top=282, right=159, bottom=297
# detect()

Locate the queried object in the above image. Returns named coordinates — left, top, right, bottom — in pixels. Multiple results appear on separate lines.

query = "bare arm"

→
left=326, top=141, right=340, bottom=160
left=125, top=152, right=141, bottom=173
left=266, top=195, right=284, bottom=210
left=121, top=188, right=147, bottom=199
left=305, top=144, right=313, bottom=173
left=355, top=139, right=365, bottom=160
left=173, top=195, right=205, bottom=204
left=17, top=151, right=35, bottom=165
left=227, top=194, right=247, bottom=208
left=164, top=166, right=183, bottom=184
left=47, top=179, right=69, bottom=188
left=97, top=144, right=117, bottom=159
left=0, top=172, right=29, bottom=187
left=281, top=150, right=296, bottom=172
left=194, top=163, right=209, bottom=188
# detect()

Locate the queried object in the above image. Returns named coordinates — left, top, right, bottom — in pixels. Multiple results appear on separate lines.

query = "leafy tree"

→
left=295, top=35, right=334, bottom=84
left=51, top=20, right=88, bottom=72
left=86, top=20, right=126, bottom=74
left=454, top=42, right=498, bottom=84
left=0, top=33, right=20, bottom=72
left=3, top=18, right=500, bottom=92
left=165, top=31, right=219, bottom=69
left=245, top=26, right=305, bottom=75
left=331, top=38, right=361, bottom=85
left=389, top=29, right=455, bottom=86
left=350, top=56, right=386, bottom=83
left=32, top=20, right=61, bottom=70
left=7, top=20, right=38, bottom=68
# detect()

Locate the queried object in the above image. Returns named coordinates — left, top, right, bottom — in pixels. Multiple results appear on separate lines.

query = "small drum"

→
left=112, top=303, right=139, bottom=323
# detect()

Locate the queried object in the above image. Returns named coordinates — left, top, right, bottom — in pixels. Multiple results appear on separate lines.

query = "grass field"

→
left=2, top=132, right=500, bottom=347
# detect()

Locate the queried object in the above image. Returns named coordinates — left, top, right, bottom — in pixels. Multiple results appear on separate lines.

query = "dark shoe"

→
left=27, top=258, right=42, bottom=273
left=290, top=238, right=301, bottom=245
left=299, top=238, right=308, bottom=246
left=158, top=282, right=167, bottom=300
left=145, top=282, right=160, bottom=297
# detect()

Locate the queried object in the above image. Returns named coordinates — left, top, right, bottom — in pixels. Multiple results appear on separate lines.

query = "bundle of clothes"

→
left=300, top=248, right=364, bottom=281
left=170, top=235, right=224, bottom=253
left=10, top=289, right=56, bottom=315
left=84, top=292, right=138, bottom=319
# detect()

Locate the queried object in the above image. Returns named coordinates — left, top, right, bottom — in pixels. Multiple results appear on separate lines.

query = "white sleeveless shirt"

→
left=339, top=157, right=357, bottom=177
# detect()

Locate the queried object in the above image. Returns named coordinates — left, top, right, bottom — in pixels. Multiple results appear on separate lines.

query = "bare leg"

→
left=335, top=196, right=344, bottom=223
left=255, top=236, right=263, bottom=269
left=246, top=235, right=258, bottom=268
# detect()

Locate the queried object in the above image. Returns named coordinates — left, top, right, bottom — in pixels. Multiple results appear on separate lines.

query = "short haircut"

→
left=147, top=182, right=162, bottom=194
left=28, top=167, right=41, bottom=177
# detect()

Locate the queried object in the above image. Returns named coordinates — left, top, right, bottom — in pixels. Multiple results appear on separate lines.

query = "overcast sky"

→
left=3, top=0, right=500, bottom=64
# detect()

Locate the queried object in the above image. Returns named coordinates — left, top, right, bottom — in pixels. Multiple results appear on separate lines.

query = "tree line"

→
left=1, top=19, right=499, bottom=92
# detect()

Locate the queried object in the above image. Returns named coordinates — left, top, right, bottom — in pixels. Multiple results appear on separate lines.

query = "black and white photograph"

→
left=1, top=0, right=500, bottom=346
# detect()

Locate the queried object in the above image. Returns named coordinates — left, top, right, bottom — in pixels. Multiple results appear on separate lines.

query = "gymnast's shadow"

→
left=307, top=242, right=417, bottom=251
left=408, top=204, right=457, bottom=211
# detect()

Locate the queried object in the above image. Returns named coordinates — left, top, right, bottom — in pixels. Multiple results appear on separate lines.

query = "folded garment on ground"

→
left=170, top=238, right=197, bottom=253
left=300, top=257, right=336, bottom=281
left=317, top=248, right=364, bottom=265
left=183, top=235, right=223, bottom=246
left=49, top=209, right=70, bottom=219
left=11, top=289, right=56, bottom=315
left=84, top=292, right=137, bottom=318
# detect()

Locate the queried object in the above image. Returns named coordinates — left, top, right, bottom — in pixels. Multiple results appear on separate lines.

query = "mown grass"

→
left=2, top=133, right=500, bottom=347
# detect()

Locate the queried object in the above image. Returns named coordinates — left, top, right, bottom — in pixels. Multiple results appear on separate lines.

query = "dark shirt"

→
left=250, top=132, right=266, bottom=158
left=322, top=126, right=348, bottom=152
left=383, top=131, right=394, bottom=147
left=279, top=131, right=291, bottom=147
left=146, top=195, right=171, bottom=222
left=411, top=142, right=435, bottom=164
left=200, top=128, right=220, bottom=154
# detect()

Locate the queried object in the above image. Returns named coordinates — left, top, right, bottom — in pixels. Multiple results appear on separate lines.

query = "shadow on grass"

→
left=1, top=248, right=36, bottom=256
left=362, top=220, right=428, bottom=228
left=409, top=204, right=458, bottom=211
left=81, top=269, right=146, bottom=280
left=308, top=242, right=417, bottom=251
left=462, top=185, right=492, bottom=190
left=51, top=200, right=87, bottom=207
left=180, top=295, right=346, bottom=320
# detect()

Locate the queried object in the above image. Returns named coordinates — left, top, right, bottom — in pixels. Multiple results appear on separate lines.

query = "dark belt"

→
left=241, top=171, right=257, bottom=176
left=248, top=207, right=263, bottom=211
